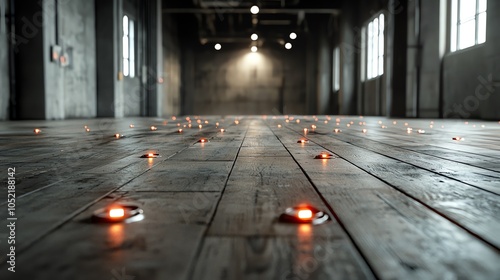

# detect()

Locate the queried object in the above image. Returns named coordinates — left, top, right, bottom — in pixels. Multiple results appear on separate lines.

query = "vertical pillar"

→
left=317, top=15, right=333, bottom=114
left=386, top=0, right=408, bottom=117
left=96, top=0, right=123, bottom=117
left=0, top=0, right=9, bottom=120
left=144, top=0, right=162, bottom=117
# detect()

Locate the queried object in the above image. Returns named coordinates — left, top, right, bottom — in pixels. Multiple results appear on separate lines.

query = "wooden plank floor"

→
left=0, top=116, right=499, bottom=280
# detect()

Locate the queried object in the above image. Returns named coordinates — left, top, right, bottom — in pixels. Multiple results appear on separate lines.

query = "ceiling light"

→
left=285, top=43, right=292, bottom=49
left=290, top=32, right=297, bottom=40
left=250, top=5, right=259, bottom=14
left=214, top=43, right=222, bottom=50
left=251, top=46, right=258, bottom=52
left=251, top=33, right=258, bottom=41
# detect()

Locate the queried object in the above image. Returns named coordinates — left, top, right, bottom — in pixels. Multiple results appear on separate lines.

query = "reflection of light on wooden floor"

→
left=108, top=224, right=124, bottom=249
left=293, top=224, right=314, bottom=276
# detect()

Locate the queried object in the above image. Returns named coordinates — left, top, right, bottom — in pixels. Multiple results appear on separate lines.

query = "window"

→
left=332, top=47, right=340, bottom=91
left=122, top=15, right=135, bottom=78
left=450, top=0, right=487, bottom=52
left=364, top=13, right=384, bottom=80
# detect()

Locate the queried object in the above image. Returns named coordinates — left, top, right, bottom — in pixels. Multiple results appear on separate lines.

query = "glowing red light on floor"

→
left=109, top=208, right=125, bottom=218
left=92, top=204, right=144, bottom=223
left=297, top=209, right=313, bottom=220
left=279, top=205, right=330, bottom=225
left=315, top=152, right=333, bottom=159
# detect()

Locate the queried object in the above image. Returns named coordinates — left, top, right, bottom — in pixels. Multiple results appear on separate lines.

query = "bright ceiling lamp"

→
left=285, top=43, right=292, bottom=49
left=290, top=32, right=297, bottom=40
left=250, top=5, right=260, bottom=14
left=251, top=33, right=258, bottom=41
left=214, top=43, right=222, bottom=50
left=251, top=46, right=258, bottom=52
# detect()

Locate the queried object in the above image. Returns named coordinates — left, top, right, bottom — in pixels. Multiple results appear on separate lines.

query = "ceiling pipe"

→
left=162, top=8, right=340, bottom=15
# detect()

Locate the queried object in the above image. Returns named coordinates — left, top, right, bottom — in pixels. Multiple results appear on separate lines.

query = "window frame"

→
left=450, top=0, right=487, bottom=52
left=122, top=15, right=136, bottom=78
left=332, top=46, right=340, bottom=91
left=362, top=12, right=385, bottom=81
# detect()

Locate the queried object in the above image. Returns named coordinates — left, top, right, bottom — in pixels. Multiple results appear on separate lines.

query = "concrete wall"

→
left=185, top=46, right=306, bottom=115
left=0, top=0, right=8, bottom=120
left=338, top=0, right=359, bottom=115
left=122, top=0, right=141, bottom=117
left=443, top=0, right=500, bottom=120
left=59, top=0, right=97, bottom=118
left=12, top=0, right=96, bottom=120
left=406, top=0, right=444, bottom=118
left=162, top=14, right=181, bottom=116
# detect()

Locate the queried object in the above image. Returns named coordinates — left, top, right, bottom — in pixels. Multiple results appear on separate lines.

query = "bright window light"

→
left=332, top=47, right=340, bottom=91
left=364, top=13, right=384, bottom=80
left=122, top=15, right=135, bottom=77
left=450, top=0, right=487, bottom=52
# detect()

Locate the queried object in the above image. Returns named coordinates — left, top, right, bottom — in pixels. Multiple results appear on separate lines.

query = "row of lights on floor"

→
left=93, top=202, right=329, bottom=225
left=214, top=32, right=297, bottom=52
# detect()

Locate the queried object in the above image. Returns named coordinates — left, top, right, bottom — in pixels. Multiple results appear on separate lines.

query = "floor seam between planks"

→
left=185, top=124, right=250, bottom=280
left=267, top=121, right=382, bottom=279
left=284, top=125, right=500, bottom=252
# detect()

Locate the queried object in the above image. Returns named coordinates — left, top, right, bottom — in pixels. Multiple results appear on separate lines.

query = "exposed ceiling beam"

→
left=162, top=8, right=340, bottom=15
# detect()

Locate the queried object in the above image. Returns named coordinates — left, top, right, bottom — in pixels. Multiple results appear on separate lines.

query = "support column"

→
left=12, top=0, right=64, bottom=119
left=386, top=0, right=408, bottom=117
left=317, top=15, right=333, bottom=114
left=96, top=0, right=123, bottom=117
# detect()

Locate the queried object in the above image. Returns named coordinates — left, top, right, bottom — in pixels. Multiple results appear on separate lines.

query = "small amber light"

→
left=150, top=126, right=157, bottom=131
left=172, top=116, right=177, bottom=120
left=109, top=208, right=125, bottom=218
left=362, top=129, right=367, bottom=133
left=278, top=124, right=282, bottom=128
left=235, top=120, right=240, bottom=125
left=334, top=129, right=341, bottom=133
left=298, top=209, right=313, bottom=220
left=115, top=133, right=120, bottom=138
left=178, top=129, right=183, bottom=133
left=85, top=128, right=90, bottom=132
left=220, top=129, right=225, bottom=132
left=453, top=137, right=464, bottom=141
left=199, top=125, right=203, bottom=129
left=148, top=153, right=154, bottom=157
left=129, top=124, right=135, bottom=128
left=34, top=128, right=41, bottom=134
left=216, top=122, right=220, bottom=126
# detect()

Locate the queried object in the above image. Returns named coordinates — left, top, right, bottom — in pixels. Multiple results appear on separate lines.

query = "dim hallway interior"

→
left=0, top=115, right=499, bottom=279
